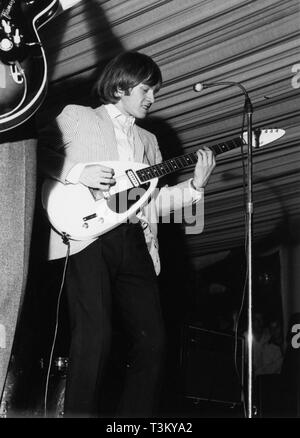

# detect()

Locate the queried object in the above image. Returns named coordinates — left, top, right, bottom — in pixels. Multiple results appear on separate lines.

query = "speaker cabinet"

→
left=181, top=325, right=244, bottom=405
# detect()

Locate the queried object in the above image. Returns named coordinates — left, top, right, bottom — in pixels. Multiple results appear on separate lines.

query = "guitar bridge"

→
left=10, top=63, right=23, bottom=84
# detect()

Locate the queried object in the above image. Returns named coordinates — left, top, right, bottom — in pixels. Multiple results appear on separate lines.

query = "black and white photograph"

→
left=0, top=0, right=299, bottom=424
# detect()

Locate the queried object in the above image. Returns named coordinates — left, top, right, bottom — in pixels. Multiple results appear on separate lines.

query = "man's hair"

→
left=95, top=51, right=162, bottom=104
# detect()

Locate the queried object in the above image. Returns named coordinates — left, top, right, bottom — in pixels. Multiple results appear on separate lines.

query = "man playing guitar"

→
left=38, top=50, right=216, bottom=417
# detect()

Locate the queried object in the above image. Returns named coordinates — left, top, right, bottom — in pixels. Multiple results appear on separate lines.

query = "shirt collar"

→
left=104, top=103, right=135, bottom=129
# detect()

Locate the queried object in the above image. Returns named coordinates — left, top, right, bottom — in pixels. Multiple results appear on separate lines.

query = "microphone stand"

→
left=243, top=91, right=254, bottom=419
left=218, top=83, right=255, bottom=418
left=230, top=83, right=254, bottom=418
left=194, top=81, right=255, bottom=417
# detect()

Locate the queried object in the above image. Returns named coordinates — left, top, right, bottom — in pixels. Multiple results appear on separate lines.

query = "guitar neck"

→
left=136, top=136, right=244, bottom=183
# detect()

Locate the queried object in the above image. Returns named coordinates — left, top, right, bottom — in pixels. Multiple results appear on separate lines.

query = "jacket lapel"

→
left=94, top=106, right=119, bottom=161
left=133, top=127, right=145, bottom=163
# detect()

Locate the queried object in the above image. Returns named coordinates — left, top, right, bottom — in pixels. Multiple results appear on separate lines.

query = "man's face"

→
left=115, top=83, right=157, bottom=119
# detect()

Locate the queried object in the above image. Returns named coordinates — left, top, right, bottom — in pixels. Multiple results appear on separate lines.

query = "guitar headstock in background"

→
left=59, top=0, right=82, bottom=11
left=242, top=128, right=286, bottom=148
left=0, top=0, right=82, bottom=133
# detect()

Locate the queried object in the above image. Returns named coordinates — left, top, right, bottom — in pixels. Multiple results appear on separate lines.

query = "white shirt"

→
left=104, top=103, right=135, bottom=162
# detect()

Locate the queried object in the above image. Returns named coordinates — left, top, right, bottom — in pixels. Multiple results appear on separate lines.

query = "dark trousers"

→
left=64, top=223, right=166, bottom=418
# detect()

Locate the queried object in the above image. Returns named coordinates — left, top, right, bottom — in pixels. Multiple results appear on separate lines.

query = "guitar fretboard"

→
left=136, top=136, right=244, bottom=182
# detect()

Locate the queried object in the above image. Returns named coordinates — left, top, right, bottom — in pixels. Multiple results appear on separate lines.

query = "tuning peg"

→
left=1, top=20, right=11, bottom=35
left=13, top=29, right=21, bottom=46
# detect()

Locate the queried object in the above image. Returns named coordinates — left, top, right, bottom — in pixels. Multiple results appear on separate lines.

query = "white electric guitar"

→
left=41, top=128, right=285, bottom=241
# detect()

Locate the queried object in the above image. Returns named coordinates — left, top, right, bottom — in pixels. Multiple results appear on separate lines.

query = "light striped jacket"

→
left=38, top=104, right=204, bottom=274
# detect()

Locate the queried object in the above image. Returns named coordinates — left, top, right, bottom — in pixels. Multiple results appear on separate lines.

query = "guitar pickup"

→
left=126, top=169, right=140, bottom=187
left=83, top=213, right=97, bottom=222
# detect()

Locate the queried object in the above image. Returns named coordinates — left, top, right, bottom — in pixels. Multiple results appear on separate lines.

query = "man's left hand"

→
left=192, top=147, right=216, bottom=190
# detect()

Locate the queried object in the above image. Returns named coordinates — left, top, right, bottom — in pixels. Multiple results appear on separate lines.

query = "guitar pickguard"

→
left=106, top=183, right=151, bottom=214
left=42, top=162, right=158, bottom=241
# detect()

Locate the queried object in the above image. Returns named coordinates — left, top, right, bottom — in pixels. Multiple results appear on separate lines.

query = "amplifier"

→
left=180, top=325, right=244, bottom=405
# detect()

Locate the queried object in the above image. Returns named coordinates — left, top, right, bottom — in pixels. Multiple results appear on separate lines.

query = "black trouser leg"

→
left=63, top=239, right=111, bottom=417
left=102, top=225, right=166, bottom=417
left=63, top=224, right=166, bottom=418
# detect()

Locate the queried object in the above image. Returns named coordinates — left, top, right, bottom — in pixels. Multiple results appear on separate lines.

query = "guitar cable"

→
left=43, top=233, right=70, bottom=418
left=0, top=61, right=27, bottom=119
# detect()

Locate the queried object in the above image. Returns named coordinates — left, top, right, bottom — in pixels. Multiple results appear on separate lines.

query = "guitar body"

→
left=42, top=161, right=158, bottom=241
left=0, top=0, right=60, bottom=132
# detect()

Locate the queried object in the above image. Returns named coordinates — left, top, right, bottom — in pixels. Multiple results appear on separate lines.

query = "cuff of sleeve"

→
left=66, top=163, right=85, bottom=184
left=189, top=178, right=204, bottom=199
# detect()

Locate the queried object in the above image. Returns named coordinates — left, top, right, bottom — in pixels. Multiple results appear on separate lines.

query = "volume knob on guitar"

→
left=0, top=37, right=13, bottom=52
left=0, top=27, right=27, bottom=64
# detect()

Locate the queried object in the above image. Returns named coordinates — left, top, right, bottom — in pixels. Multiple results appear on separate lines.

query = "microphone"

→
left=193, top=80, right=244, bottom=92
left=193, top=80, right=252, bottom=111
left=193, top=82, right=226, bottom=92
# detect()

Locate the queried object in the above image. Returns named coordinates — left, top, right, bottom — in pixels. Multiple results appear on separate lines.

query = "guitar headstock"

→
left=0, top=1, right=29, bottom=64
left=243, top=128, right=286, bottom=148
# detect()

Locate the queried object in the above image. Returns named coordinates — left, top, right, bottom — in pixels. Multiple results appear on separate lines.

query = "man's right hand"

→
left=79, top=164, right=115, bottom=190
